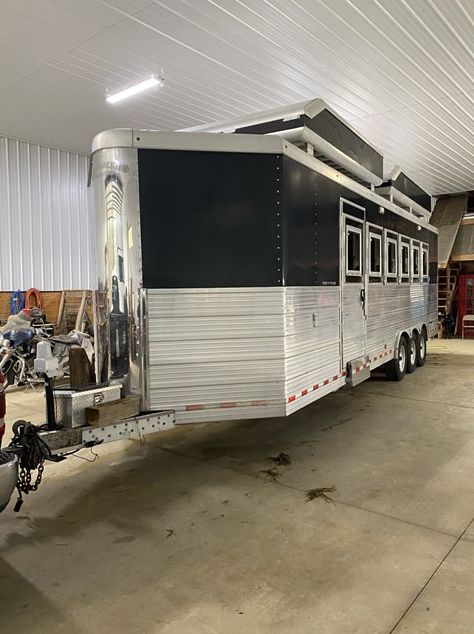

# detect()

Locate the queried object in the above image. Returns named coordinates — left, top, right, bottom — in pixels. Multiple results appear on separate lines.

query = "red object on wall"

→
left=457, top=274, right=474, bottom=337
left=24, top=288, right=43, bottom=310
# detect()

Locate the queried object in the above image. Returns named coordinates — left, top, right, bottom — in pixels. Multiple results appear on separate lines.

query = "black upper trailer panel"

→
left=137, top=148, right=436, bottom=289
left=138, top=149, right=324, bottom=289
left=138, top=149, right=283, bottom=288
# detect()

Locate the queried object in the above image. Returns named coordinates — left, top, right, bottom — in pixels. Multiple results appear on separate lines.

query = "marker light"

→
left=106, top=76, right=163, bottom=104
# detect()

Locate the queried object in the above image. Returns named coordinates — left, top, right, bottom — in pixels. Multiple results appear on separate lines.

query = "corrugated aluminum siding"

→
left=145, top=283, right=438, bottom=422
left=0, top=136, right=94, bottom=291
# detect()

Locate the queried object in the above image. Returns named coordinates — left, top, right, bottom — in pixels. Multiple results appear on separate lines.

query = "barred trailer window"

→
left=412, top=243, right=420, bottom=278
left=401, top=241, right=410, bottom=280
left=387, top=238, right=398, bottom=277
left=422, top=245, right=429, bottom=280
left=346, top=225, right=362, bottom=275
left=369, top=233, right=382, bottom=276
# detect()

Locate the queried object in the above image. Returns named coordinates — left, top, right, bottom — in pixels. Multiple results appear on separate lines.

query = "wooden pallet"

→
left=56, top=290, right=94, bottom=334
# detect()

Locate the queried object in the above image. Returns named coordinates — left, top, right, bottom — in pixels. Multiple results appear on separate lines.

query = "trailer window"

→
left=387, top=238, right=398, bottom=277
left=369, top=233, right=382, bottom=276
left=412, top=243, right=420, bottom=279
left=422, top=246, right=429, bottom=280
left=401, top=242, right=410, bottom=279
left=346, top=226, right=362, bottom=276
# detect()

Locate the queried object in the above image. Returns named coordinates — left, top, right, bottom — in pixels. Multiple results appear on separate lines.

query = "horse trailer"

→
left=90, top=99, right=438, bottom=425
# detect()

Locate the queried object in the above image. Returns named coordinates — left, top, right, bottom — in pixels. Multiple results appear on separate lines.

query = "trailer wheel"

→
left=416, top=329, right=427, bottom=367
left=406, top=334, right=417, bottom=374
left=385, top=336, right=408, bottom=381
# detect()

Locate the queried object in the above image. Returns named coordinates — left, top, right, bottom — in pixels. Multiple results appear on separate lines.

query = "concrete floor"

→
left=1, top=339, right=474, bottom=633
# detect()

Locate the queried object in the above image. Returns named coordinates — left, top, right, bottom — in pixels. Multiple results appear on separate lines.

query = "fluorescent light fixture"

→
left=106, top=76, right=163, bottom=104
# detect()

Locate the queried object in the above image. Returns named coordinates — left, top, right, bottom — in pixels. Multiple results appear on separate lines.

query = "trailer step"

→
left=346, top=356, right=371, bottom=387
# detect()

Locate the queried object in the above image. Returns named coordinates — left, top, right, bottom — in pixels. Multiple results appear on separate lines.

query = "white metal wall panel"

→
left=0, top=136, right=94, bottom=291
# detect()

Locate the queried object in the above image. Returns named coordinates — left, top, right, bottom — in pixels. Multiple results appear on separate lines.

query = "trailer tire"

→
left=406, top=334, right=417, bottom=374
left=416, top=328, right=427, bottom=367
left=385, top=336, right=408, bottom=381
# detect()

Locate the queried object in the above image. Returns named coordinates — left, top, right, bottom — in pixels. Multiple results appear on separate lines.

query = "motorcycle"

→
left=0, top=320, right=94, bottom=390
left=0, top=327, right=46, bottom=389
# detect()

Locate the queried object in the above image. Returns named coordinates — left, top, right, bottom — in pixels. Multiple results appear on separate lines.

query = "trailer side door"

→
left=340, top=199, right=367, bottom=367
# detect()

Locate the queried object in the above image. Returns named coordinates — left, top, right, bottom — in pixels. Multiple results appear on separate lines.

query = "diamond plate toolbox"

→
left=53, top=385, right=122, bottom=428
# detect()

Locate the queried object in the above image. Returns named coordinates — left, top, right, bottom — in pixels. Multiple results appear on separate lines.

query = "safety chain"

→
left=10, top=420, right=52, bottom=510
left=17, top=460, right=45, bottom=495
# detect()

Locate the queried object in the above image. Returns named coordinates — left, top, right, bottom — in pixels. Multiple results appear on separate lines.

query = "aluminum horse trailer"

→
left=90, top=99, right=438, bottom=425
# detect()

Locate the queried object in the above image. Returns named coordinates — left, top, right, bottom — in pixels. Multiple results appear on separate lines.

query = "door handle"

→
left=360, top=288, right=366, bottom=306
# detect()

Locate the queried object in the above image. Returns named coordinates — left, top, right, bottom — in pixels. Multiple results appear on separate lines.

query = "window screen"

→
left=369, top=233, right=381, bottom=276
left=401, top=243, right=410, bottom=278
left=346, top=226, right=362, bottom=275
left=387, top=239, right=397, bottom=276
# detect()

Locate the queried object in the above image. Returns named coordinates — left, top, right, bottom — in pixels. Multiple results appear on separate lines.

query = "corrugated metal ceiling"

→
left=1, top=0, right=473, bottom=195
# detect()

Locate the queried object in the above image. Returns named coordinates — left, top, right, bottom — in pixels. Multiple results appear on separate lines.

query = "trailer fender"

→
left=392, top=324, right=426, bottom=360
left=392, top=330, right=410, bottom=359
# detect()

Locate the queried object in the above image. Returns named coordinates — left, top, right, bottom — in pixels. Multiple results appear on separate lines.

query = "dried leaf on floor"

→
left=267, top=452, right=292, bottom=465
left=305, top=487, right=336, bottom=503
left=258, top=467, right=282, bottom=481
